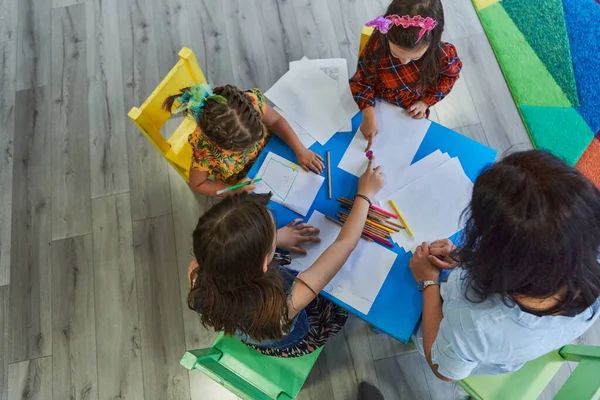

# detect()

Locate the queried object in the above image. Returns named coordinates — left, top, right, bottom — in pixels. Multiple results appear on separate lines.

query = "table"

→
left=248, top=114, right=497, bottom=343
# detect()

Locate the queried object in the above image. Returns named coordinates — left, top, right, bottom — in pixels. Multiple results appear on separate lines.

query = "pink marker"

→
left=366, top=150, right=373, bottom=160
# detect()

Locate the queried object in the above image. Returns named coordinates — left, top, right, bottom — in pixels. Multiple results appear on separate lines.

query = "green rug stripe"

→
left=478, top=3, right=572, bottom=108
left=502, top=0, right=579, bottom=106
left=520, top=106, right=594, bottom=166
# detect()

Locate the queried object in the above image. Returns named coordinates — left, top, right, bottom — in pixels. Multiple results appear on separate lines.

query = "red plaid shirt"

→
left=350, top=39, right=462, bottom=110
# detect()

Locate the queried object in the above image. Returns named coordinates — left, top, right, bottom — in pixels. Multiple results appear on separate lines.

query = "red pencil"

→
left=370, top=204, right=399, bottom=219
left=362, top=231, right=394, bottom=248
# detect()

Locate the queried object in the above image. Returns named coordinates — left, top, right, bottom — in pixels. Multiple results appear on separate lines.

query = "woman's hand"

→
left=357, top=157, right=385, bottom=199
left=409, top=242, right=441, bottom=281
left=406, top=100, right=429, bottom=119
left=428, top=239, right=457, bottom=269
left=295, top=147, right=324, bottom=174
left=277, top=219, right=321, bottom=255
left=360, top=107, right=379, bottom=151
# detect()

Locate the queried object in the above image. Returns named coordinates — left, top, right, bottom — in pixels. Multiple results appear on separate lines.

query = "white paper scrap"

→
left=381, top=157, right=473, bottom=252
left=265, top=68, right=348, bottom=145
left=375, top=150, right=451, bottom=202
left=273, top=106, right=316, bottom=149
left=289, top=57, right=358, bottom=132
left=338, top=101, right=430, bottom=178
left=289, top=211, right=397, bottom=314
left=254, top=152, right=324, bottom=216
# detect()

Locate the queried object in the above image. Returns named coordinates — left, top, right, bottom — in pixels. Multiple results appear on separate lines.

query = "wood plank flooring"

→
left=1, top=0, right=598, bottom=399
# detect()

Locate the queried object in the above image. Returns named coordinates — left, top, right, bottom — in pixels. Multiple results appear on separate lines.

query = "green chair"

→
left=459, top=345, right=600, bottom=400
left=180, top=332, right=323, bottom=400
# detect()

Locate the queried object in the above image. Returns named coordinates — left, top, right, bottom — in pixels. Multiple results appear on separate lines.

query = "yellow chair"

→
left=127, top=47, right=207, bottom=182
left=359, top=26, right=374, bottom=55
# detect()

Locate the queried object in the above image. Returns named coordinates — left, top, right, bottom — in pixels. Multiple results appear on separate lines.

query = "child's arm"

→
left=262, top=106, right=324, bottom=174
left=420, top=43, right=463, bottom=107
left=287, top=158, right=384, bottom=319
left=189, top=169, right=255, bottom=197
left=350, top=51, right=378, bottom=147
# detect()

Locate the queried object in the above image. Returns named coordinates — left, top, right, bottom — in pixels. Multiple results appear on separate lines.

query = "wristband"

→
left=354, top=194, right=372, bottom=206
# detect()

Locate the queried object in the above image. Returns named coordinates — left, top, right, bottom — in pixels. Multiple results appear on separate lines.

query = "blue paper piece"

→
left=249, top=114, right=497, bottom=342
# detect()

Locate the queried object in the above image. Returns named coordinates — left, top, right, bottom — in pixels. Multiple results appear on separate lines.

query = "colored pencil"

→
left=389, top=200, right=414, bottom=238
left=338, top=213, right=389, bottom=239
left=337, top=202, right=403, bottom=230
left=327, top=151, right=332, bottom=199
left=325, top=215, right=374, bottom=242
left=338, top=197, right=389, bottom=220
left=216, top=178, right=263, bottom=195
left=370, top=204, right=399, bottom=219
left=362, top=231, right=394, bottom=248
left=369, top=214, right=404, bottom=230
left=366, top=218, right=395, bottom=234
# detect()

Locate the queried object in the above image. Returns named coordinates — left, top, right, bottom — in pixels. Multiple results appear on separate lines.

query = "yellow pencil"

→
left=389, top=200, right=414, bottom=238
left=366, top=218, right=395, bottom=234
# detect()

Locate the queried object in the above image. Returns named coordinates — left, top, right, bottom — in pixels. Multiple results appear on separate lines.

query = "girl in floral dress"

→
left=163, top=84, right=323, bottom=197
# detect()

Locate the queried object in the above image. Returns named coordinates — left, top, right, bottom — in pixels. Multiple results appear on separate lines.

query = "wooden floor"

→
left=1, top=0, right=598, bottom=399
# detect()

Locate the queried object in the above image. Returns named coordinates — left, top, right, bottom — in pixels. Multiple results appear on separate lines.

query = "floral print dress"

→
left=187, top=88, right=271, bottom=184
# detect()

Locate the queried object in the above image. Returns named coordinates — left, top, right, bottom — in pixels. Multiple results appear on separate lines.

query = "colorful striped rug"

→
left=472, top=0, right=599, bottom=187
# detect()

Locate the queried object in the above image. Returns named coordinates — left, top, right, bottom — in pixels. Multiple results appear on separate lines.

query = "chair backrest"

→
left=554, top=345, right=600, bottom=400
left=459, top=344, right=600, bottom=400
left=359, top=26, right=374, bottom=56
left=181, top=333, right=322, bottom=400
left=127, top=47, right=207, bottom=181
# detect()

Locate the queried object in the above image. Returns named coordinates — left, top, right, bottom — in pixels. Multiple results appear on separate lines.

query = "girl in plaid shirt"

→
left=350, top=0, right=462, bottom=146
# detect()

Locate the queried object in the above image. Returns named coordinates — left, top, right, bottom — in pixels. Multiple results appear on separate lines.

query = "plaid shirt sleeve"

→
left=349, top=41, right=378, bottom=111
left=421, top=43, right=463, bottom=106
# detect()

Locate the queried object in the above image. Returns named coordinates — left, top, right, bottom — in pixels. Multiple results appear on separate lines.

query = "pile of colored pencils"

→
left=330, top=197, right=404, bottom=248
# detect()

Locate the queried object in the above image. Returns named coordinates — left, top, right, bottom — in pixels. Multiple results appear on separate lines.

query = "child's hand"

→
left=360, top=118, right=379, bottom=152
left=277, top=219, right=321, bottom=255
left=295, top=148, right=324, bottom=174
left=406, top=101, right=429, bottom=119
left=234, top=177, right=256, bottom=194
left=357, top=157, right=385, bottom=199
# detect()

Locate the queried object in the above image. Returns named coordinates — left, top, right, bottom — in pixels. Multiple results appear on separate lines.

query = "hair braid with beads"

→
left=163, top=84, right=266, bottom=151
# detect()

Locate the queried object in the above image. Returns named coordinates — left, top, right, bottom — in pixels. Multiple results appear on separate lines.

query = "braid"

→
left=200, top=85, right=265, bottom=151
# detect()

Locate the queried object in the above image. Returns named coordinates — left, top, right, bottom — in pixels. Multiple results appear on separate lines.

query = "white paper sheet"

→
left=288, top=211, right=397, bottom=314
left=338, top=101, right=430, bottom=178
left=254, top=152, right=324, bottom=216
left=265, top=67, right=349, bottom=145
left=273, top=106, right=316, bottom=149
left=374, top=150, right=451, bottom=202
left=289, top=57, right=358, bottom=132
left=381, top=158, right=473, bottom=252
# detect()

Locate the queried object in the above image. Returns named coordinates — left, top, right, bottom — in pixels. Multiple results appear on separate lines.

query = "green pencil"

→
left=216, top=178, right=263, bottom=195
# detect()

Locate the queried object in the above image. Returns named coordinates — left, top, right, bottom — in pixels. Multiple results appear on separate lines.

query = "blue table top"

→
left=248, top=114, right=497, bottom=343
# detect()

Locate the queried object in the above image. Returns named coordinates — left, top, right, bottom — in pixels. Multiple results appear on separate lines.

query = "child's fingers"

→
left=297, top=226, right=320, bottom=236
left=314, top=159, right=325, bottom=172
left=290, top=246, right=308, bottom=255
left=314, top=153, right=324, bottom=161
left=288, top=218, right=304, bottom=227
left=366, top=138, right=373, bottom=152
left=298, top=235, right=321, bottom=243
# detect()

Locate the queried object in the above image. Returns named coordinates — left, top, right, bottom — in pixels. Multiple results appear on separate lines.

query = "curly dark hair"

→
left=455, top=150, right=600, bottom=317
left=188, top=193, right=292, bottom=341
left=364, top=0, right=445, bottom=90
left=163, top=84, right=266, bottom=151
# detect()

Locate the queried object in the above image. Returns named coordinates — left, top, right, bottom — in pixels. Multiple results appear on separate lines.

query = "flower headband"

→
left=365, top=14, right=438, bottom=43
left=173, top=83, right=227, bottom=120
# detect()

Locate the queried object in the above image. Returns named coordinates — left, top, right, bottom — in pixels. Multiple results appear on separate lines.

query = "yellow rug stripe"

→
left=474, top=0, right=500, bottom=11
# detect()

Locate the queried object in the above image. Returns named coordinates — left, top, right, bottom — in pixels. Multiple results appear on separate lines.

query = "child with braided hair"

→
left=163, top=84, right=324, bottom=197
